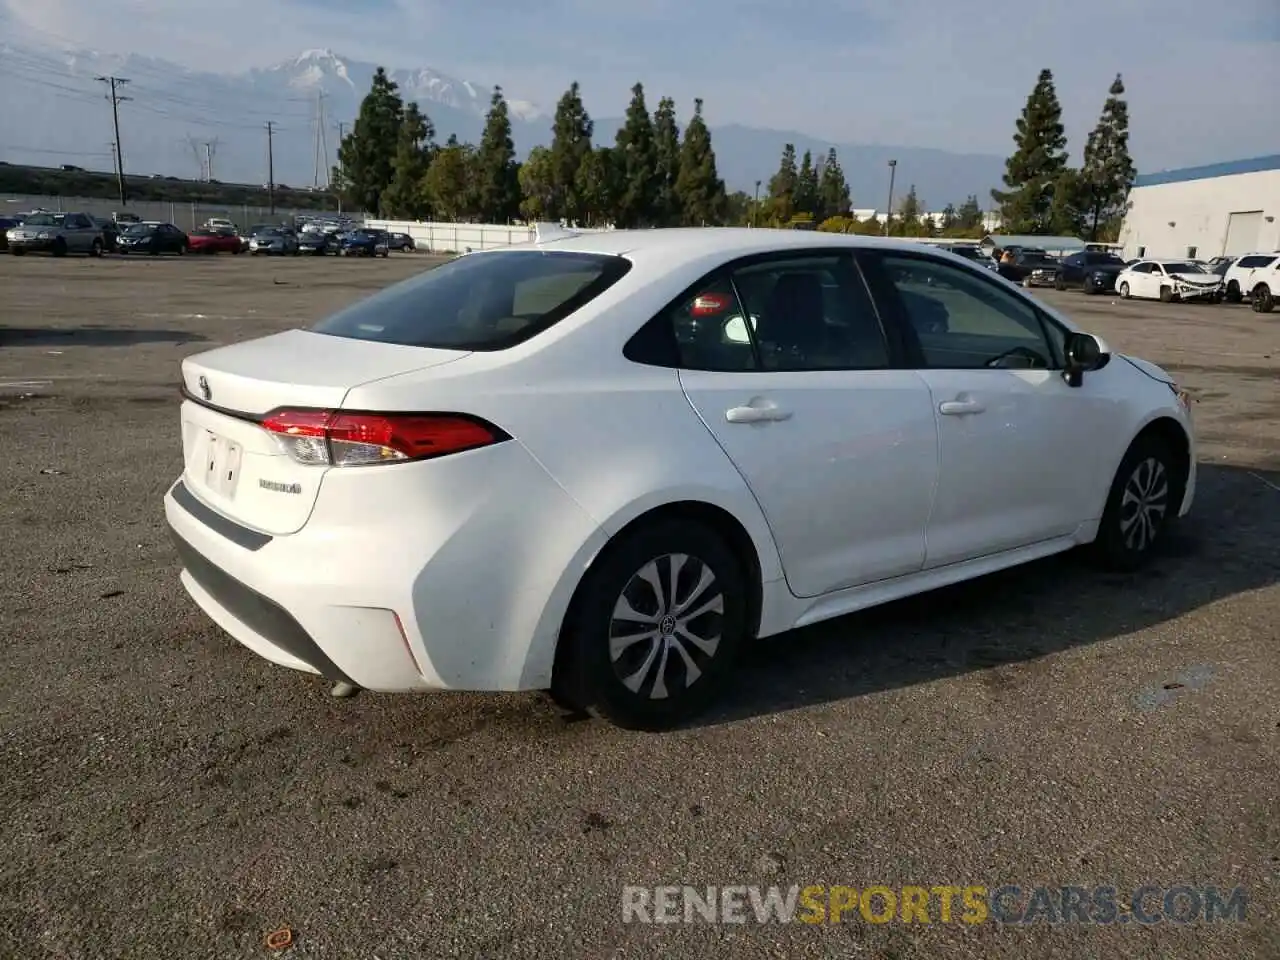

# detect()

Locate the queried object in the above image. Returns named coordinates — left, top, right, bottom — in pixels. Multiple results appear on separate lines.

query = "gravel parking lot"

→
left=1, top=254, right=1278, bottom=959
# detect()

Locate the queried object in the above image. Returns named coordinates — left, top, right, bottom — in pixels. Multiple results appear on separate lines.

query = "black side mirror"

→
left=1063, top=332, right=1104, bottom=387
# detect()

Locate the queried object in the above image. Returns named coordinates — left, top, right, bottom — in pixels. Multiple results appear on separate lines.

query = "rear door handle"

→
left=938, top=399, right=986, bottom=416
left=726, top=403, right=792, bottom=424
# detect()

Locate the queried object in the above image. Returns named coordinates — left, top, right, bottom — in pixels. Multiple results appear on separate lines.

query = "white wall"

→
left=365, top=220, right=610, bottom=252
left=1118, top=168, right=1280, bottom=261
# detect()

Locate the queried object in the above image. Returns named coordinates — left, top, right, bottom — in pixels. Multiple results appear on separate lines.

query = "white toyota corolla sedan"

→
left=164, top=227, right=1196, bottom=729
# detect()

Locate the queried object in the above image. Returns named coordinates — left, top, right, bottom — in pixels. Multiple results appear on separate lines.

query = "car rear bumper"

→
left=163, top=440, right=608, bottom=693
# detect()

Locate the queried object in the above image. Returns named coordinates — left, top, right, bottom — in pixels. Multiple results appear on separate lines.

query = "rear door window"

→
left=312, top=250, right=632, bottom=350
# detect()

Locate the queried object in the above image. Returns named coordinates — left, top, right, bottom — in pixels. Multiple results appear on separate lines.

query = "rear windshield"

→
left=311, top=250, right=632, bottom=351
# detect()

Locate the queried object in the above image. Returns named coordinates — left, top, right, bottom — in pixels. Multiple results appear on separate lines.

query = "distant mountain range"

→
left=0, top=43, right=1005, bottom=209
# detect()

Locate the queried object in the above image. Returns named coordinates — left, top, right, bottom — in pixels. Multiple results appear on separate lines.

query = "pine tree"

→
left=817, top=148, right=851, bottom=221
left=897, top=185, right=922, bottom=227
left=548, top=82, right=594, bottom=225
left=939, top=202, right=958, bottom=232
left=991, top=68, right=1069, bottom=234
left=472, top=86, right=521, bottom=223
left=517, top=146, right=555, bottom=222
left=379, top=102, right=434, bottom=219
left=424, top=134, right=475, bottom=222
left=335, top=67, right=405, bottom=214
left=575, top=147, right=619, bottom=227
left=614, top=82, right=661, bottom=228
left=652, top=96, right=682, bottom=226
left=766, top=143, right=798, bottom=224
left=794, top=150, right=819, bottom=219
left=956, top=194, right=984, bottom=231
left=1078, top=73, right=1137, bottom=241
left=673, top=98, right=725, bottom=226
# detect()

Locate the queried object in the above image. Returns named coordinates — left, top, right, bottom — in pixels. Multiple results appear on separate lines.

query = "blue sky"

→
left=4, top=0, right=1278, bottom=170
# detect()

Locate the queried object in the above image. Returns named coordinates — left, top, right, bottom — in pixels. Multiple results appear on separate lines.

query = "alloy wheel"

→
left=1119, top=457, right=1169, bottom=552
left=608, top=553, right=724, bottom=700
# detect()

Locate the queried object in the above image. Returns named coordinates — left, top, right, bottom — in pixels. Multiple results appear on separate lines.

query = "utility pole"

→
left=334, top=121, right=346, bottom=214
left=884, top=159, right=898, bottom=237
left=96, top=75, right=131, bottom=206
left=313, top=91, right=329, bottom=188
left=265, top=121, right=276, bottom=215
left=203, top=139, right=217, bottom=181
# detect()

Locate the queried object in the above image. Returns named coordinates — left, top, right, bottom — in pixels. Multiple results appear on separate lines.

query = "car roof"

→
left=496, top=227, right=972, bottom=264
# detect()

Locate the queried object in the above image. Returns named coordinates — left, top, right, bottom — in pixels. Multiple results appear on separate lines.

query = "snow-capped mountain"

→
left=0, top=40, right=1004, bottom=205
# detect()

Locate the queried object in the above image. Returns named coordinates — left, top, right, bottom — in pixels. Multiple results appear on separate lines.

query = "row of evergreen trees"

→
left=334, top=66, right=1136, bottom=241
left=991, top=70, right=1135, bottom=241
left=334, top=70, right=737, bottom=228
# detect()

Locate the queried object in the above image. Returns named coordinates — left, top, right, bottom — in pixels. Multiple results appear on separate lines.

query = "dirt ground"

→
left=1, top=253, right=1278, bottom=959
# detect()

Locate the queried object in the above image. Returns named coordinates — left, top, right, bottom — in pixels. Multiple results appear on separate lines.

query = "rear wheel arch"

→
left=549, top=499, right=765, bottom=725
left=566, top=500, right=765, bottom=644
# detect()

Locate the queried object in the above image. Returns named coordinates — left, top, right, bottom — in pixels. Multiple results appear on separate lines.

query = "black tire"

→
left=51, top=238, right=67, bottom=258
left=552, top=519, right=749, bottom=730
left=1090, top=434, right=1184, bottom=571
left=10, top=247, right=25, bottom=256
left=1054, top=276, right=1067, bottom=291
left=1224, top=282, right=1241, bottom=303
left=1159, top=285, right=1173, bottom=303
left=90, top=238, right=103, bottom=258
left=1118, top=282, right=1130, bottom=299
left=1252, top=284, right=1274, bottom=313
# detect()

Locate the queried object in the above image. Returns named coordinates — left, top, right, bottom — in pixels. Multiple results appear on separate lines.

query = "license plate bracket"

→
left=204, top=430, right=243, bottom=498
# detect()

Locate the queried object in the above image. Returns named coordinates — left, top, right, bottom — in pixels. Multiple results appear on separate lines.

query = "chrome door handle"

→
left=726, top=403, right=792, bottom=424
left=938, top=399, right=986, bottom=416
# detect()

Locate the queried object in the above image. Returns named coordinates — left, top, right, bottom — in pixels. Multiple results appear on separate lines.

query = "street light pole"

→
left=884, top=159, right=897, bottom=237
left=752, top=180, right=761, bottom=228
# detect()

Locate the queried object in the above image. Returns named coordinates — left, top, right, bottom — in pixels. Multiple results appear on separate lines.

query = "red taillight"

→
left=260, top=409, right=506, bottom=467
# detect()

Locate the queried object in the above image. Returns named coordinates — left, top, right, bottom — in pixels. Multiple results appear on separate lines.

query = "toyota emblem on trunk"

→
left=197, top=375, right=211, bottom=401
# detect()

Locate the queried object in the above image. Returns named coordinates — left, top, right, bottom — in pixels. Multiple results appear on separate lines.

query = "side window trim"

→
left=856, top=248, right=1067, bottom=372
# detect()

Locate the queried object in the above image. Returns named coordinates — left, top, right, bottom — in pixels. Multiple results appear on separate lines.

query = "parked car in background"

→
left=163, top=228, right=1196, bottom=729
left=188, top=229, right=244, bottom=255
left=340, top=228, right=391, bottom=257
left=997, top=248, right=1059, bottom=287
left=1054, top=251, right=1129, bottom=294
left=113, top=211, right=142, bottom=226
left=0, top=216, right=19, bottom=251
left=386, top=232, right=416, bottom=252
left=1116, top=260, right=1224, bottom=303
left=1222, top=253, right=1280, bottom=308
left=6, top=211, right=105, bottom=256
left=249, top=228, right=299, bottom=256
left=204, top=217, right=237, bottom=234
left=116, top=221, right=190, bottom=256
left=945, top=244, right=998, bottom=273
left=90, top=215, right=121, bottom=252
left=298, top=231, right=337, bottom=256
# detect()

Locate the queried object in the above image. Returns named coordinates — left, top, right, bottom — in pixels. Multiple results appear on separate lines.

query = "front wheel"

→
left=90, top=239, right=103, bottom=258
left=1118, top=282, right=1130, bottom=299
left=1225, top=282, right=1242, bottom=304
left=552, top=520, right=749, bottom=730
left=1054, top=277, right=1066, bottom=291
left=1090, top=435, right=1183, bottom=571
left=51, top=238, right=67, bottom=258
left=1252, top=284, right=1274, bottom=313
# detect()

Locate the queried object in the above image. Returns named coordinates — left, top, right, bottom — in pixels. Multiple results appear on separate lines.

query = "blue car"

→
left=340, top=228, right=391, bottom=258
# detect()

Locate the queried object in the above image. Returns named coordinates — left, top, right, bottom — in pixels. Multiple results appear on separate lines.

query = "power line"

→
left=95, top=75, right=131, bottom=205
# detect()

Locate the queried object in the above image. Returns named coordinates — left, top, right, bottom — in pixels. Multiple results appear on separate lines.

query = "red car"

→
left=187, top=230, right=243, bottom=255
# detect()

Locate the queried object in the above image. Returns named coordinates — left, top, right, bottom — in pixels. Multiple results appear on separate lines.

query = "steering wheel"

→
left=984, top=345, right=1047, bottom=369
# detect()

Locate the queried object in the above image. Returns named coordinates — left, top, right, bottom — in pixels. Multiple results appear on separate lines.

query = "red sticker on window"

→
left=691, top=293, right=731, bottom=316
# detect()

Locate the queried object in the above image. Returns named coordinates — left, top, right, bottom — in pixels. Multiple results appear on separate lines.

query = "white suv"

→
left=1222, top=252, right=1279, bottom=312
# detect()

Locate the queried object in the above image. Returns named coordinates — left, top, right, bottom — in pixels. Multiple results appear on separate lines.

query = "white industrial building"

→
left=1118, top=155, right=1280, bottom=261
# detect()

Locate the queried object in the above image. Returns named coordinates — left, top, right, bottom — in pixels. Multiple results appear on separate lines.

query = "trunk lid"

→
left=178, top=329, right=467, bottom=535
